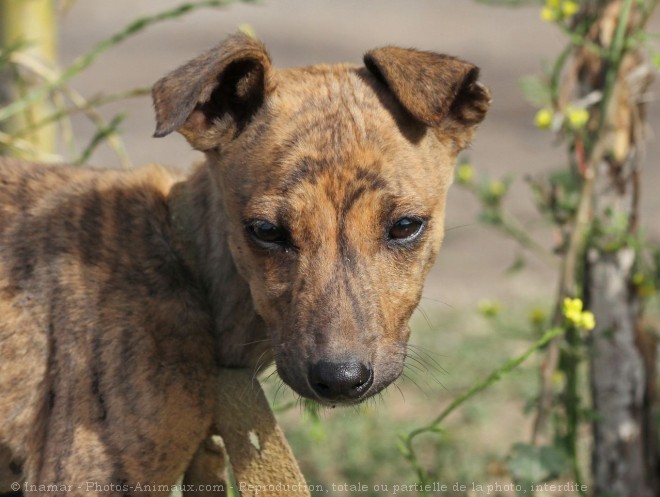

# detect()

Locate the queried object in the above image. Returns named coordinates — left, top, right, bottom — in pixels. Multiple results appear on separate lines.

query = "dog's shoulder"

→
left=0, top=158, right=200, bottom=311
left=0, top=158, right=180, bottom=233
left=0, top=159, right=216, bottom=475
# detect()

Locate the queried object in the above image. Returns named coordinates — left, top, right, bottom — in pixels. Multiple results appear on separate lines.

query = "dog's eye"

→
left=388, top=217, right=425, bottom=241
left=247, top=220, right=289, bottom=246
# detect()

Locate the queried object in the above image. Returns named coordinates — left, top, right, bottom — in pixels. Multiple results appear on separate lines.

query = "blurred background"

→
left=2, top=1, right=659, bottom=495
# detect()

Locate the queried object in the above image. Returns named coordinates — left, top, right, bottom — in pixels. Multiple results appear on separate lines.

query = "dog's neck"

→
left=168, top=164, right=271, bottom=370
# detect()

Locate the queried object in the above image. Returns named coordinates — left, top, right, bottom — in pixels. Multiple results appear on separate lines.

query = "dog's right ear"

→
left=364, top=46, right=490, bottom=150
left=152, top=33, right=271, bottom=151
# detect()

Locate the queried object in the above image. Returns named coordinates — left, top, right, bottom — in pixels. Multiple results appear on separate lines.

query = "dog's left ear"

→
left=152, top=33, right=271, bottom=150
left=364, top=47, right=490, bottom=149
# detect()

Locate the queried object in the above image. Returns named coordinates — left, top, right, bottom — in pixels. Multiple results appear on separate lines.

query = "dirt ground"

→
left=57, top=0, right=660, bottom=310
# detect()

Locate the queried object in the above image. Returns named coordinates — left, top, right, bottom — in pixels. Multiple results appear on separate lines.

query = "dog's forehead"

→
left=272, top=63, right=372, bottom=98
left=254, top=64, right=448, bottom=185
left=224, top=62, right=455, bottom=219
left=269, top=64, right=404, bottom=129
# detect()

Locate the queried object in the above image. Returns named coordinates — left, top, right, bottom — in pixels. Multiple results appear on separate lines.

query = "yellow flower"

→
left=488, top=180, right=505, bottom=198
left=579, top=311, right=596, bottom=331
left=534, top=108, right=553, bottom=129
left=563, top=297, right=596, bottom=330
left=562, top=297, right=583, bottom=324
left=563, top=297, right=583, bottom=312
left=566, top=106, right=589, bottom=130
left=546, top=0, right=561, bottom=8
left=561, top=1, right=580, bottom=18
left=541, top=6, right=559, bottom=22
left=456, top=163, right=475, bottom=184
left=478, top=299, right=501, bottom=318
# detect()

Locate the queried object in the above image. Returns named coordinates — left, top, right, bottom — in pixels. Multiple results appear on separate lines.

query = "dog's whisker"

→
left=405, top=351, right=435, bottom=370
left=445, top=223, right=475, bottom=233
left=273, top=379, right=288, bottom=405
left=402, top=353, right=432, bottom=373
left=262, top=368, right=280, bottom=384
left=404, top=362, right=446, bottom=389
left=237, top=338, right=273, bottom=347
left=406, top=349, right=449, bottom=376
left=251, top=349, right=271, bottom=382
left=401, top=372, right=429, bottom=399
left=414, top=305, right=434, bottom=330
left=419, top=295, right=454, bottom=309
left=402, top=361, right=425, bottom=374
left=296, top=396, right=306, bottom=415
left=390, top=347, right=447, bottom=378
left=393, top=381, right=406, bottom=403
left=407, top=343, right=450, bottom=368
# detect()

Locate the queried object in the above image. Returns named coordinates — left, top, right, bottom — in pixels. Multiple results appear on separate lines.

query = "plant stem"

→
left=15, top=87, right=150, bottom=138
left=596, top=0, right=633, bottom=134
left=404, top=326, right=565, bottom=489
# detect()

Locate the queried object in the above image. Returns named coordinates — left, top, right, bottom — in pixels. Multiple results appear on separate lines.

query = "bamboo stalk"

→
left=0, top=0, right=57, bottom=158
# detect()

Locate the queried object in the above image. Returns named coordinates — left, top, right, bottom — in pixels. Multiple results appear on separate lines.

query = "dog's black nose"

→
left=308, top=361, right=374, bottom=401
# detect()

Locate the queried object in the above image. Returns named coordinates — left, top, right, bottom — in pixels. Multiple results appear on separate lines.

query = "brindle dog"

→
left=0, top=33, right=489, bottom=495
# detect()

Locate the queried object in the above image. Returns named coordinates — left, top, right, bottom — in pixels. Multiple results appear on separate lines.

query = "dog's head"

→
left=153, top=34, right=490, bottom=405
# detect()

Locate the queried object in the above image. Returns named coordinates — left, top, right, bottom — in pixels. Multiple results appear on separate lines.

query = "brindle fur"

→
left=0, top=34, right=489, bottom=496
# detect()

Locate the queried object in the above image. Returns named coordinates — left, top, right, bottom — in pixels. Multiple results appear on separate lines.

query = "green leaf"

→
left=507, top=443, right=570, bottom=484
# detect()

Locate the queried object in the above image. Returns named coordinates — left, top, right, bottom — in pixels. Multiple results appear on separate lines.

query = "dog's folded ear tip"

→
left=153, top=127, right=171, bottom=139
left=153, top=120, right=177, bottom=138
left=362, top=46, right=490, bottom=145
left=149, top=34, right=271, bottom=150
